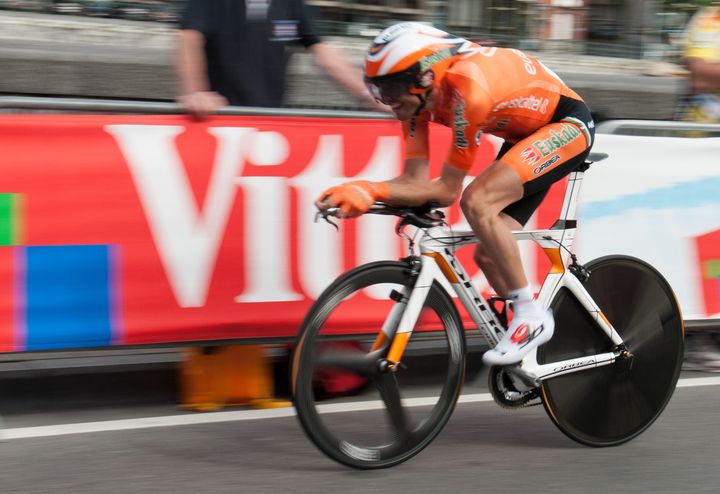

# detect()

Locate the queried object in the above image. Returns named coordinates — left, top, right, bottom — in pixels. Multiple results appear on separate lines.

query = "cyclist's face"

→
left=387, top=93, right=424, bottom=120
left=367, top=81, right=422, bottom=120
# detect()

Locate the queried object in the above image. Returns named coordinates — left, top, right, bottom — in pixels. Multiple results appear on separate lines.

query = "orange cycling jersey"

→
left=403, top=47, right=584, bottom=171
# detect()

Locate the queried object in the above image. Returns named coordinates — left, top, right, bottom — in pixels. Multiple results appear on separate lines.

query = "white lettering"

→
left=234, top=177, right=303, bottom=302
left=289, top=135, right=346, bottom=299
left=289, top=135, right=403, bottom=300
left=106, top=125, right=252, bottom=308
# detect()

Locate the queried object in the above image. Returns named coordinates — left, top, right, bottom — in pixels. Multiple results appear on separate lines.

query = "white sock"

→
left=508, top=286, right=541, bottom=318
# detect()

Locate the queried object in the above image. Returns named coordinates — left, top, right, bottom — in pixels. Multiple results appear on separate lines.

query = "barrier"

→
left=0, top=97, right=403, bottom=408
left=0, top=96, right=389, bottom=119
left=0, top=98, right=717, bottom=351
left=592, top=121, right=720, bottom=329
left=1, top=97, right=718, bottom=405
left=596, top=119, right=720, bottom=136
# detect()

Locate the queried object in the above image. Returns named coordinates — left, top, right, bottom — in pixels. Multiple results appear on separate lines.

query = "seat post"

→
left=558, top=170, right=585, bottom=223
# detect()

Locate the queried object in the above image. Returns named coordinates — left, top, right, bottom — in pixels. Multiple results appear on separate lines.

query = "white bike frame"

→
left=380, top=166, right=627, bottom=382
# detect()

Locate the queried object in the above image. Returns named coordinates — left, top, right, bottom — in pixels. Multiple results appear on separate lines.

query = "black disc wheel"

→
left=538, top=255, right=684, bottom=446
left=291, top=260, right=466, bottom=469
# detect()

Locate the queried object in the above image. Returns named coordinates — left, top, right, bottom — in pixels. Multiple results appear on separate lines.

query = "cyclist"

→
left=316, top=22, right=595, bottom=366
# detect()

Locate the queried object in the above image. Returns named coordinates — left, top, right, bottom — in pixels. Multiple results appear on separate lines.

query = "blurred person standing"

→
left=176, top=0, right=380, bottom=116
left=679, top=3, right=720, bottom=123
left=174, top=0, right=383, bottom=408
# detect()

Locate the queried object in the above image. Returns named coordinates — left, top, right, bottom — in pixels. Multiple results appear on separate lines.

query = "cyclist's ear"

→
left=416, top=70, right=435, bottom=90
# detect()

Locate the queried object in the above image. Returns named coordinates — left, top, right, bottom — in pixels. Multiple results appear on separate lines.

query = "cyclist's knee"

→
left=460, top=185, right=494, bottom=225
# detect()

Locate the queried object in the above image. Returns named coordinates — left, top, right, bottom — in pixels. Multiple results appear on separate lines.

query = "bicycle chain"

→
left=490, top=386, right=542, bottom=410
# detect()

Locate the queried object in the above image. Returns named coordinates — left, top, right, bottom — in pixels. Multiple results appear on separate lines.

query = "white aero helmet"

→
left=364, top=22, right=468, bottom=103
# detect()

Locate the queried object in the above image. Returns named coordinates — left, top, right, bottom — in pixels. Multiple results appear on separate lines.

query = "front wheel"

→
left=292, top=260, right=466, bottom=469
left=538, top=255, right=684, bottom=446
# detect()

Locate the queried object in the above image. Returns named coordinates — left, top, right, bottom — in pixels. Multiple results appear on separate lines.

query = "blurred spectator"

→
left=176, top=0, right=381, bottom=116
left=679, top=3, right=720, bottom=375
left=678, top=3, right=720, bottom=123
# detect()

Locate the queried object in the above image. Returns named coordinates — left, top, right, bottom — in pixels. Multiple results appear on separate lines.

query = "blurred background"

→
left=0, top=2, right=719, bottom=491
left=0, top=0, right=713, bottom=115
left=0, top=0, right=708, bottom=59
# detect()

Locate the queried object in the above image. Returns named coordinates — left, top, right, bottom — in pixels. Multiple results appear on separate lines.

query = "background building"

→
left=0, top=0, right=704, bottom=59
left=307, top=0, right=700, bottom=59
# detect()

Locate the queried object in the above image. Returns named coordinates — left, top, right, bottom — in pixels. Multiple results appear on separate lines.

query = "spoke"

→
left=316, top=348, right=375, bottom=376
left=376, top=373, right=411, bottom=441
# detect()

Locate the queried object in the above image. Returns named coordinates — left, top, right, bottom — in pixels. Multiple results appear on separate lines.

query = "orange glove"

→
left=317, top=181, right=390, bottom=217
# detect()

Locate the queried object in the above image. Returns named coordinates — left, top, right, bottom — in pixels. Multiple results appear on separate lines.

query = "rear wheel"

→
left=538, top=255, right=684, bottom=446
left=292, top=260, right=466, bottom=469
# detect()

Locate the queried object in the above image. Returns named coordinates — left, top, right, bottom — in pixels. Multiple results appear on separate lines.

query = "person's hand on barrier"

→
left=179, top=91, right=228, bottom=119
left=316, top=181, right=390, bottom=217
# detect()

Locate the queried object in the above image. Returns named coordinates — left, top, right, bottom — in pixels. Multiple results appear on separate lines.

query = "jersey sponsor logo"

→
left=453, top=99, right=470, bottom=149
left=509, top=48, right=537, bottom=75
left=533, top=154, right=561, bottom=175
left=419, top=48, right=453, bottom=71
left=532, top=123, right=582, bottom=157
left=493, top=95, right=549, bottom=114
left=520, top=146, right=540, bottom=165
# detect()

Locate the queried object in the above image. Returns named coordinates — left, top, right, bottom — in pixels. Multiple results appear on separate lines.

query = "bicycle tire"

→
left=538, top=255, right=684, bottom=446
left=292, top=260, right=466, bottom=469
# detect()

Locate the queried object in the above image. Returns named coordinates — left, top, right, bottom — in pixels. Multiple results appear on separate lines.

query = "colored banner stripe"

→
left=0, top=247, right=15, bottom=351
left=23, top=245, right=114, bottom=350
left=0, top=193, right=22, bottom=246
left=705, top=260, right=720, bottom=279
left=697, top=230, right=720, bottom=316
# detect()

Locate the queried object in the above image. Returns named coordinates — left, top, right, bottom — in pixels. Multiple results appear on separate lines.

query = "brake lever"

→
left=314, top=209, right=340, bottom=231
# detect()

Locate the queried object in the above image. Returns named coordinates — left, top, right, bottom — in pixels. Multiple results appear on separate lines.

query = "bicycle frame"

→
left=380, top=167, right=628, bottom=382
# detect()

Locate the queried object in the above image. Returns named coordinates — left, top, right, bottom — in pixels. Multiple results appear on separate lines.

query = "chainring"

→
left=488, top=366, right=541, bottom=409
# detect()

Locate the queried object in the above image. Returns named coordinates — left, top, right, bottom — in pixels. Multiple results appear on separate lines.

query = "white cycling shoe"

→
left=482, top=309, right=555, bottom=366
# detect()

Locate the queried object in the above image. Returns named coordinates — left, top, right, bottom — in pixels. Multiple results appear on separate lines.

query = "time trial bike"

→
left=291, top=152, right=684, bottom=469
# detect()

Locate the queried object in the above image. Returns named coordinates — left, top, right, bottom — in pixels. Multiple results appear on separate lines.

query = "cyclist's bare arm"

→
left=385, top=159, right=466, bottom=207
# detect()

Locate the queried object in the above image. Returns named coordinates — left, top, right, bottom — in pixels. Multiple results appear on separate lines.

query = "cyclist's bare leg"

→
left=460, top=160, right=527, bottom=293
left=461, top=160, right=554, bottom=365
left=473, top=213, right=524, bottom=299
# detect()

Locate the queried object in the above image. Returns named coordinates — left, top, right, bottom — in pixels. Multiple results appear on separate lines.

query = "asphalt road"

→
left=1, top=371, right=718, bottom=494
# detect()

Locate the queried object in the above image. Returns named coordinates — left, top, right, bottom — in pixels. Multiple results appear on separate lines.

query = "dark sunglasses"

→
left=365, top=80, right=411, bottom=105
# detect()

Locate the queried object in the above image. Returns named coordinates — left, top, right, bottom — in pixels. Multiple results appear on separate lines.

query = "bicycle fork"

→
left=370, top=258, right=440, bottom=371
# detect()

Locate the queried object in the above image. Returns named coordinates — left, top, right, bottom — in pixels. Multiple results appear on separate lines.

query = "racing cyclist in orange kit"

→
left=316, top=22, right=595, bottom=366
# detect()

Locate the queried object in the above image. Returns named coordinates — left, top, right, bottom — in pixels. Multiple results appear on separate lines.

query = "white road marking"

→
left=676, top=376, right=720, bottom=388
left=2, top=376, right=719, bottom=441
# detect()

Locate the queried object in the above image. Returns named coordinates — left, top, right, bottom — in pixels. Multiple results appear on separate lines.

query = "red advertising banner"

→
left=2, top=114, right=541, bottom=352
